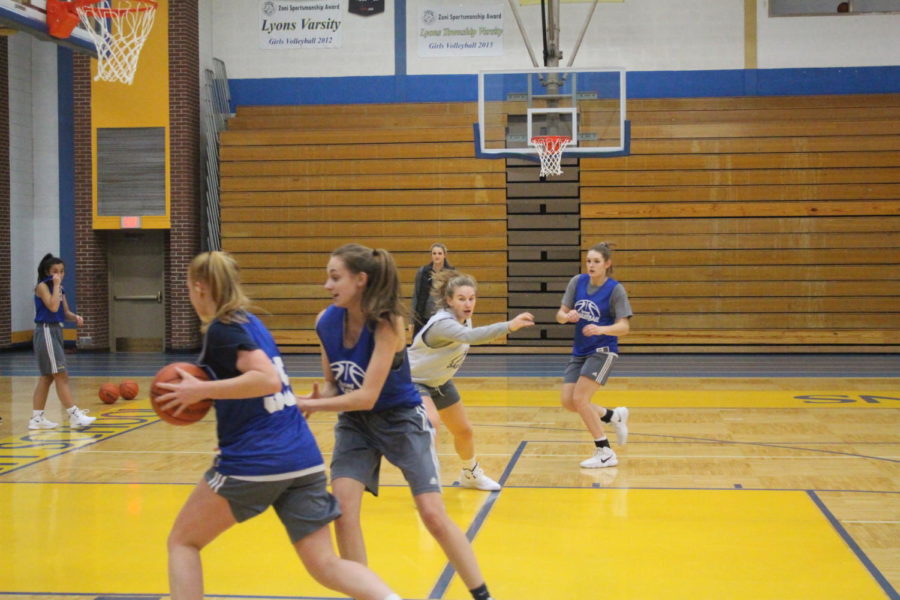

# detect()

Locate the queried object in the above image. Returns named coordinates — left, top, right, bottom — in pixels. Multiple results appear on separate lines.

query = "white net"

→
left=530, top=135, right=571, bottom=178
left=76, top=0, right=157, bottom=85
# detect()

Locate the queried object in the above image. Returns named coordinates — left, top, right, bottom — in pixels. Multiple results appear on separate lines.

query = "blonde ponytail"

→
left=188, top=251, right=251, bottom=330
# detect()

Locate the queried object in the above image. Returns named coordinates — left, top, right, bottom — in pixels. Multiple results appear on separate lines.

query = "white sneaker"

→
left=580, top=446, right=618, bottom=468
left=460, top=465, right=501, bottom=491
left=68, top=408, right=96, bottom=429
left=610, top=406, right=629, bottom=445
left=28, top=414, right=59, bottom=430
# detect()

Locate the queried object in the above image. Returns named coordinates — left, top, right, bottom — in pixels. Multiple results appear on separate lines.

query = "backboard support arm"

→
left=567, top=0, right=600, bottom=67
left=506, top=0, right=541, bottom=68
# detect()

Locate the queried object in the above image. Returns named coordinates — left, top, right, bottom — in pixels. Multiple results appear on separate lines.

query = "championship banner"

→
left=418, top=3, right=504, bottom=57
left=259, top=0, right=342, bottom=49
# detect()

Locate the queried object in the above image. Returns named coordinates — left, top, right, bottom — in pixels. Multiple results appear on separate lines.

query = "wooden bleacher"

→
left=220, top=94, right=899, bottom=353
left=580, top=93, right=900, bottom=352
left=218, top=103, right=507, bottom=350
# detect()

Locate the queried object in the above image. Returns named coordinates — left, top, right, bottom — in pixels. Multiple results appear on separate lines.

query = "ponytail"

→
left=331, top=243, right=406, bottom=325
left=37, top=253, right=64, bottom=283
left=188, top=251, right=251, bottom=330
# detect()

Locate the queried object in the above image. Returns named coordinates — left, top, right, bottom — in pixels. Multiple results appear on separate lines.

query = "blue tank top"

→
left=34, top=277, right=66, bottom=324
left=198, top=312, right=324, bottom=477
left=572, top=274, right=620, bottom=356
left=316, top=305, right=421, bottom=413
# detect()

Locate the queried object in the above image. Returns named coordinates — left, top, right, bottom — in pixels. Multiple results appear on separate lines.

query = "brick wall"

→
left=166, top=0, right=201, bottom=350
left=73, top=53, right=108, bottom=350
left=0, top=38, right=9, bottom=348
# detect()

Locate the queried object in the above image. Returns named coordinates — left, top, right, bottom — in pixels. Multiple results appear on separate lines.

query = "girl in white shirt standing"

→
left=408, top=270, right=534, bottom=491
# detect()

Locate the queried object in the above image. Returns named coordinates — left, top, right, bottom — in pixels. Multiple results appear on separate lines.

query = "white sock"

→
left=382, top=594, right=402, bottom=600
left=32, top=410, right=44, bottom=418
left=67, top=406, right=79, bottom=415
left=462, top=457, right=477, bottom=471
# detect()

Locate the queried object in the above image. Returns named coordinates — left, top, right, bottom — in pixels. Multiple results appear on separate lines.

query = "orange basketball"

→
left=99, top=382, right=120, bottom=404
left=150, top=362, right=212, bottom=426
left=119, top=380, right=139, bottom=400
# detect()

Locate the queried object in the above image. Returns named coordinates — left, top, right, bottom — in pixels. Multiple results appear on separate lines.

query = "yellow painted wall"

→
left=91, top=0, right=170, bottom=229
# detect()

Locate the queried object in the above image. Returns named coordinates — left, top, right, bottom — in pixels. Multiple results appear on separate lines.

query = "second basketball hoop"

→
left=46, top=0, right=157, bottom=85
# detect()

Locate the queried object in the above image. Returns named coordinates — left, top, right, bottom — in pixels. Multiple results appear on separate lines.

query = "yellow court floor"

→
left=0, top=373, right=898, bottom=600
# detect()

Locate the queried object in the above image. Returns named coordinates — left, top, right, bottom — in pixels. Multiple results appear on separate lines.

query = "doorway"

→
left=108, top=230, right=165, bottom=352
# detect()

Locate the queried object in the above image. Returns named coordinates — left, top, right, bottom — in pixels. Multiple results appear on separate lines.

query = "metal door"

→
left=108, top=231, right=165, bottom=352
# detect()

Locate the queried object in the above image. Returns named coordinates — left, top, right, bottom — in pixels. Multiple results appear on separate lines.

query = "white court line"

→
left=842, top=520, right=900, bottom=524
left=529, top=454, right=899, bottom=460
left=83, top=449, right=492, bottom=458
left=84, top=450, right=899, bottom=460
left=84, top=450, right=214, bottom=454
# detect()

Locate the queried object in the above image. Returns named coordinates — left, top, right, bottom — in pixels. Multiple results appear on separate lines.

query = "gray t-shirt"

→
left=560, top=275, right=633, bottom=320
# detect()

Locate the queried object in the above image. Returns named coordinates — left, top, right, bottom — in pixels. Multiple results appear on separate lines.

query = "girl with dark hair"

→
left=157, top=251, right=400, bottom=600
left=300, top=243, right=498, bottom=600
left=29, top=253, right=95, bottom=430
left=408, top=269, right=534, bottom=491
left=556, top=242, right=633, bottom=468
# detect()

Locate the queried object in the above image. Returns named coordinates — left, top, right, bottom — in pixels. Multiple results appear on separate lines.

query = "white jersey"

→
left=408, top=308, right=511, bottom=387
left=408, top=310, right=470, bottom=387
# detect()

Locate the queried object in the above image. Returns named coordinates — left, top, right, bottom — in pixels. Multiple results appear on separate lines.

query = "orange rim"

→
left=74, top=0, right=157, bottom=17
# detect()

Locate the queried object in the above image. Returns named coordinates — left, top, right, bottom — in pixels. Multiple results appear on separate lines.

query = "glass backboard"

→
left=0, top=0, right=98, bottom=55
left=477, top=67, right=627, bottom=158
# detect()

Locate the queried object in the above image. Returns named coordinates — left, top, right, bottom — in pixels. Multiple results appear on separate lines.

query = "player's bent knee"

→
left=417, top=503, right=450, bottom=535
left=167, top=529, right=203, bottom=552
left=560, top=396, right=577, bottom=411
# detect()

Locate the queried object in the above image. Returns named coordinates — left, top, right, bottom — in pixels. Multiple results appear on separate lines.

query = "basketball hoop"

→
left=47, top=0, right=157, bottom=85
left=530, top=135, right=571, bottom=178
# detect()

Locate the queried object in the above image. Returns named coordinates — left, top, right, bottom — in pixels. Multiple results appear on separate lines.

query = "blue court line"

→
left=427, top=441, right=528, bottom=599
left=807, top=490, right=900, bottom=600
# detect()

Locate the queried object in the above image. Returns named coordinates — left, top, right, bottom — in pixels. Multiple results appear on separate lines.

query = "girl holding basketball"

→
left=298, top=243, right=497, bottom=600
left=30, top=253, right=95, bottom=430
left=408, top=269, right=534, bottom=491
left=556, top=242, right=633, bottom=469
left=156, top=251, right=400, bottom=600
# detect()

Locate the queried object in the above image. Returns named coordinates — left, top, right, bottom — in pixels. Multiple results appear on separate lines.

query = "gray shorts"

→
left=414, top=380, right=461, bottom=411
left=204, top=466, right=339, bottom=544
left=33, top=323, right=66, bottom=375
left=331, top=404, right=440, bottom=497
left=563, top=347, right=618, bottom=385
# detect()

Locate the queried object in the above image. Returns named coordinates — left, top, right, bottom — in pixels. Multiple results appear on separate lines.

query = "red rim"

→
left=531, top=135, right=571, bottom=151
left=74, top=0, right=157, bottom=16
left=531, top=136, right=571, bottom=143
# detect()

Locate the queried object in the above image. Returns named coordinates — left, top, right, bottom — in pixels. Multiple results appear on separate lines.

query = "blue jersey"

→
left=572, top=274, right=621, bottom=356
left=316, top=305, right=421, bottom=413
left=197, top=311, right=323, bottom=477
left=34, top=277, right=66, bottom=324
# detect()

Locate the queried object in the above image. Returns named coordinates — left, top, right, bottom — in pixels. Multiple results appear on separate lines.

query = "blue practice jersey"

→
left=198, top=311, right=323, bottom=477
left=316, top=305, right=421, bottom=413
left=572, top=275, right=622, bottom=356
left=34, top=277, right=66, bottom=324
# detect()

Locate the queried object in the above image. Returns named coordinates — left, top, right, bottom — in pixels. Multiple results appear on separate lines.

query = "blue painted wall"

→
left=230, top=66, right=900, bottom=106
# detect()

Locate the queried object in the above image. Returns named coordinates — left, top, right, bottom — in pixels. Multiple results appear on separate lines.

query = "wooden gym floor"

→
left=0, top=351, right=897, bottom=600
